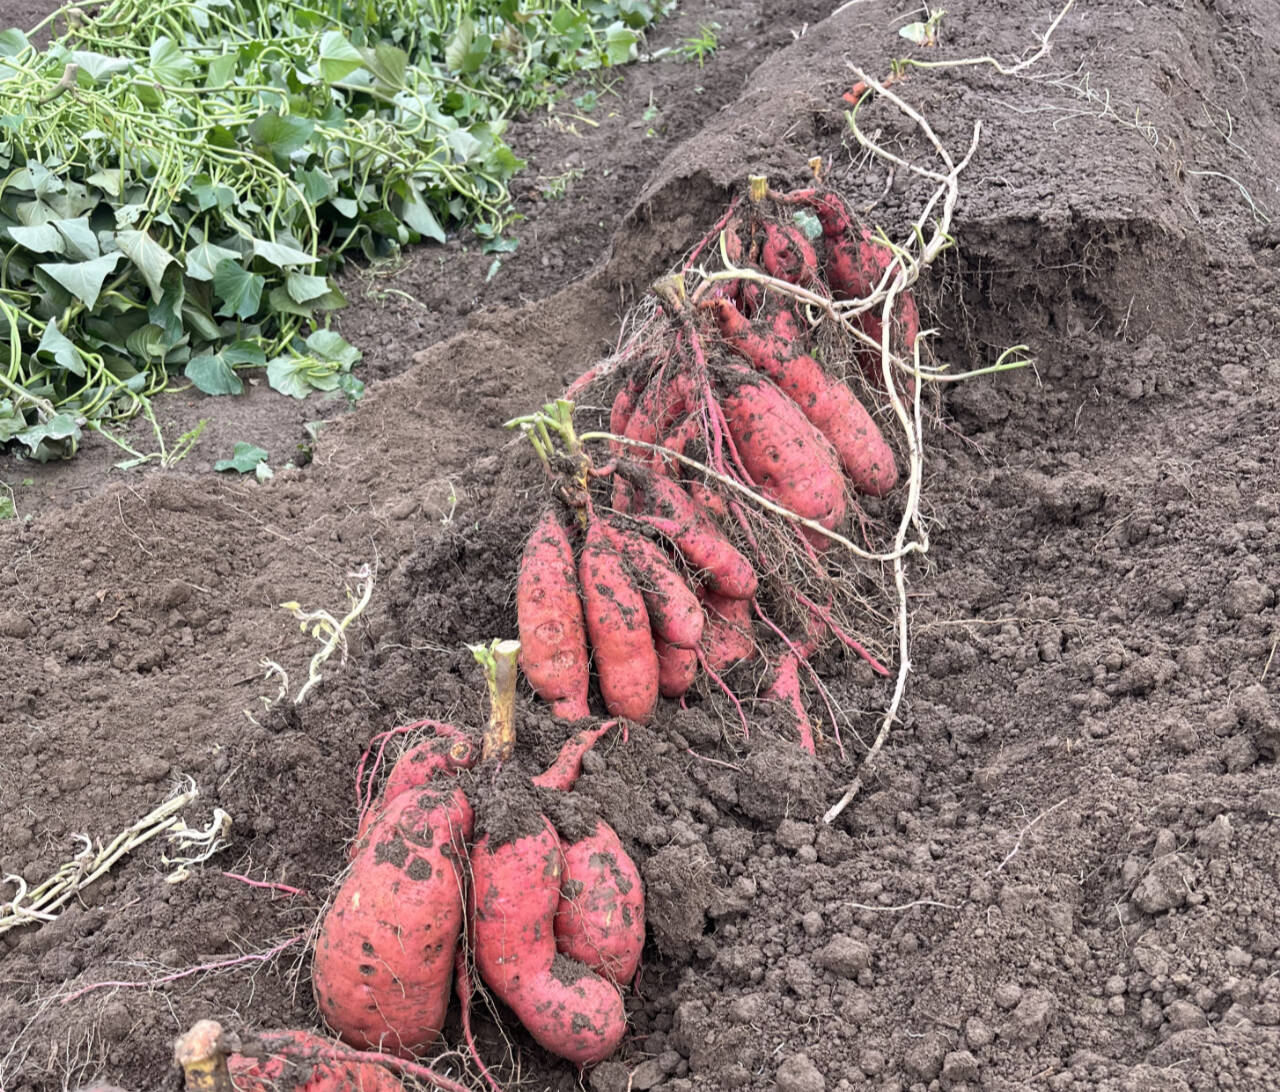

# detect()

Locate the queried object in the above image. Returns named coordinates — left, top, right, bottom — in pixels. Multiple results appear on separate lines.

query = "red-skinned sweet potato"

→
left=470, top=820, right=627, bottom=1067
left=655, top=637, right=698, bottom=698
left=699, top=591, right=757, bottom=670
left=602, top=522, right=703, bottom=649
left=353, top=728, right=475, bottom=849
left=705, top=296, right=898, bottom=497
left=228, top=1029, right=405, bottom=1091
left=625, top=466, right=757, bottom=600
left=579, top=517, right=660, bottom=724
left=555, top=821, right=645, bottom=985
left=717, top=367, right=847, bottom=547
left=760, top=221, right=819, bottom=287
left=313, top=787, right=473, bottom=1058
left=518, top=508, right=591, bottom=720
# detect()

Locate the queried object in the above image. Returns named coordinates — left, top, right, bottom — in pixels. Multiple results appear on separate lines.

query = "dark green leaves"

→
left=213, top=258, right=264, bottom=319
left=248, top=111, right=315, bottom=160
left=214, top=441, right=269, bottom=473
left=37, top=252, right=123, bottom=308
left=186, top=342, right=266, bottom=396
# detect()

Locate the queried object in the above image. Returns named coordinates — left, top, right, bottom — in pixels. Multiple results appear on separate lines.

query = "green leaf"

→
left=285, top=271, right=331, bottom=303
left=445, top=16, right=475, bottom=73
left=266, top=356, right=314, bottom=399
left=206, top=51, right=237, bottom=88
left=85, top=168, right=125, bottom=198
left=400, top=190, right=446, bottom=243
left=792, top=208, right=822, bottom=241
left=247, top=111, right=315, bottom=159
left=306, top=329, right=361, bottom=368
left=0, top=29, right=30, bottom=57
left=214, top=441, right=268, bottom=473
left=251, top=237, right=315, bottom=267
left=185, top=240, right=242, bottom=281
left=125, top=323, right=169, bottom=360
left=69, top=50, right=133, bottom=82
left=36, top=321, right=84, bottom=376
left=360, top=42, right=407, bottom=89
left=37, top=252, right=122, bottom=308
left=186, top=339, right=265, bottom=395
left=116, top=228, right=176, bottom=301
left=212, top=258, right=264, bottom=319
left=186, top=352, right=241, bottom=395
left=318, top=30, right=364, bottom=82
left=189, top=177, right=236, bottom=211
left=53, top=216, right=99, bottom=259
left=604, top=23, right=639, bottom=65
left=149, top=37, right=198, bottom=84
left=16, top=412, right=80, bottom=460
left=7, top=222, right=64, bottom=252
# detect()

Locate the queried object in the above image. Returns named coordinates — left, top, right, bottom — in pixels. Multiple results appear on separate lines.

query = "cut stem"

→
left=472, top=638, right=521, bottom=763
left=173, top=1019, right=233, bottom=1092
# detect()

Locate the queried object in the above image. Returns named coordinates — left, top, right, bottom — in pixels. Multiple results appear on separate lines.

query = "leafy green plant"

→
left=214, top=440, right=270, bottom=479
left=673, top=23, right=719, bottom=66
left=0, top=0, right=674, bottom=462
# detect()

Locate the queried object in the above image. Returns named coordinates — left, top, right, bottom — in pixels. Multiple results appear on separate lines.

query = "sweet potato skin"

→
left=555, top=821, right=645, bottom=984
left=706, top=296, right=898, bottom=496
left=628, top=468, right=757, bottom=600
left=229, top=1030, right=405, bottom=1092
left=354, top=728, right=474, bottom=847
left=603, top=522, right=703, bottom=649
left=313, top=787, right=473, bottom=1058
left=518, top=508, right=591, bottom=720
left=470, top=821, right=627, bottom=1067
left=656, top=637, right=698, bottom=698
left=699, top=591, right=757, bottom=671
left=579, top=519, right=660, bottom=724
left=718, top=369, right=848, bottom=545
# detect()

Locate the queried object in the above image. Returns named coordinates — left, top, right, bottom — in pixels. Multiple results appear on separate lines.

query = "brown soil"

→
left=3, top=2, right=1280, bottom=1092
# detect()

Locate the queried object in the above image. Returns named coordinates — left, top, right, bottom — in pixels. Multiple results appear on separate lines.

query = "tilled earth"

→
left=2, top=2, right=1279, bottom=1091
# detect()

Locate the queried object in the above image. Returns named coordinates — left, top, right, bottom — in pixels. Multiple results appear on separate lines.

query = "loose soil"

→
left=3, top=2, right=1279, bottom=1092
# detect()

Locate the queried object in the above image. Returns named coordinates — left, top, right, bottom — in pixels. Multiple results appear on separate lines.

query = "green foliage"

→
left=214, top=440, right=269, bottom=474
left=0, top=0, right=673, bottom=461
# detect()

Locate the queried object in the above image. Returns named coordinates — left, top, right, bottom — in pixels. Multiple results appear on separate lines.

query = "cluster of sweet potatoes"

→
left=311, top=721, right=642, bottom=1075
left=518, top=182, right=919, bottom=750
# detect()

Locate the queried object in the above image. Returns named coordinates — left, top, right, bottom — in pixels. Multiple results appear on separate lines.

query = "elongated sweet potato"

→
left=228, top=1029, right=405, bottom=1092
left=706, top=296, right=897, bottom=496
left=313, top=787, right=473, bottom=1058
left=699, top=591, right=756, bottom=671
left=603, top=522, right=703, bottom=649
left=655, top=637, right=698, bottom=698
left=760, top=221, right=819, bottom=287
left=532, top=722, right=615, bottom=792
left=470, top=821, right=627, bottom=1067
left=555, top=821, right=645, bottom=985
left=717, top=367, right=847, bottom=546
left=624, top=466, right=757, bottom=600
left=518, top=508, right=591, bottom=720
left=580, top=518, right=660, bottom=724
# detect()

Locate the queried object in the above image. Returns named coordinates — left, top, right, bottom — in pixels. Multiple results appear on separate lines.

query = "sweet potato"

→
left=706, top=296, right=898, bottom=496
left=555, top=821, right=645, bottom=985
left=354, top=728, right=475, bottom=848
left=760, top=221, right=819, bottom=287
left=470, top=820, right=627, bottom=1066
left=655, top=637, right=698, bottom=698
left=602, top=522, right=703, bottom=649
left=313, top=787, right=473, bottom=1058
left=518, top=508, right=590, bottom=721
left=532, top=722, right=614, bottom=792
left=807, top=192, right=920, bottom=364
left=699, top=591, right=756, bottom=670
left=718, top=367, right=847, bottom=546
left=625, top=466, right=757, bottom=600
left=228, top=1030, right=405, bottom=1092
left=579, top=518, right=660, bottom=724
